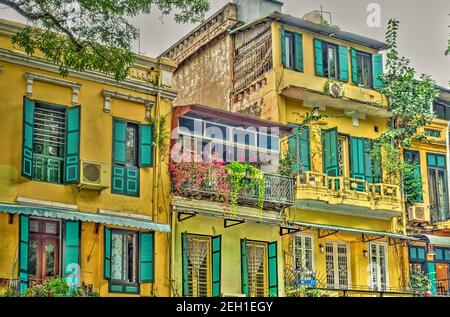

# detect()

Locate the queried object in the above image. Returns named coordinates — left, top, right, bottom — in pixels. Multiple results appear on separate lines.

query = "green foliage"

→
left=225, top=162, right=265, bottom=217
left=371, top=19, right=438, bottom=188
left=23, top=278, right=100, bottom=297
left=288, top=285, right=324, bottom=297
left=4, top=0, right=210, bottom=81
left=446, top=13, right=450, bottom=56
left=148, top=114, right=169, bottom=160
left=409, top=271, right=431, bottom=296
left=278, top=150, right=295, bottom=176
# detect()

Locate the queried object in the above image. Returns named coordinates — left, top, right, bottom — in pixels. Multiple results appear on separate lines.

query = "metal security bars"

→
left=187, top=235, right=211, bottom=297
left=32, top=105, right=66, bottom=183
left=246, top=241, right=268, bottom=297
left=234, top=27, right=273, bottom=94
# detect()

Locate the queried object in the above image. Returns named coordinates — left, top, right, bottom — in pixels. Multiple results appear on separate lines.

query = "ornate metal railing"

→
left=172, top=172, right=294, bottom=210
left=430, top=203, right=450, bottom=223
left=284, top=266, right=414, bottom=297
left=436, top=278, right=450, bottom=297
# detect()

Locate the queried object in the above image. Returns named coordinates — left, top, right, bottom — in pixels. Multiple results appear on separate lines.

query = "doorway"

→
left=28, top=218, right=61, bottom=285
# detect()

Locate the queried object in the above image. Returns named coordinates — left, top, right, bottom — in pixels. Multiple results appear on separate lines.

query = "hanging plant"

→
left=225, top=162, right=265, bottom=217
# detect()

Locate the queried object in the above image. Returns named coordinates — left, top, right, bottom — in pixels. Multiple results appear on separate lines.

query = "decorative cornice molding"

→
left=0, top=49, right=177, bottom=100
left=102, top=89, right=155, bottom=120
left=25, top=72, right=82, bottom=105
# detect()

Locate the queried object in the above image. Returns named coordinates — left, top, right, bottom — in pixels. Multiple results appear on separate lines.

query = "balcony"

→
left=170, top=162, right=294, bottom=211
left=278, top=70, right=390, bottom=118
left=430, top=204, right=450, bottom=224
left=293, top=171, right=403, bottom=219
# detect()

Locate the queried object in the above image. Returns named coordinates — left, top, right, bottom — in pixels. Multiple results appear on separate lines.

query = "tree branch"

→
left=0, top=0, right=83, bottom=51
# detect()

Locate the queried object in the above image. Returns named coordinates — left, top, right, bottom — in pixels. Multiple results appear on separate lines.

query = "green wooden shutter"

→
left=112, top=165, right=126, bottom=194
left=240, top=239, right=249, bottom=296
left=140, top=232, right=154, bottom=283
left=373, top=54, right=384, bottom=88
left=299, top=126, right=311, bottom=171
left=268, top=242, right=278, bottom=297
left=339, top=46, right=349, bottom=81
left=126, top=167, right=139, bottom=196
left=113, top=120, right=126, bottom=164
left=294, top=33, right=303, bottom=72
left=22, top=97, right=35, bottom=179
left=350, top=137, right=365, bottom=181
left=64, top=221, right=80, bottom=286
left=64, top=106, right=80, bottom=184
left=288, top=124, right=310, bottom=173
left=322, top=128, right=339, bottom=176
left=314, top=39, right=324, bottom=76
left=104, top=227, right=111, bottom=279
left=181, top=232, right=188, bottom=296
left=281, top=28, right=286, bottom=67
left=211, top=235, right=221, bottom=297
left=351, top=48, right=358, bottom=84
left=427, top=262, right=437, bottom=296
left=19, top=215, right=29, bottom=295
left=139, top=124, right=153, bottom=167
left=288, top=124, right=300, bottom=173
left=363, top=139, right=374, bottom=184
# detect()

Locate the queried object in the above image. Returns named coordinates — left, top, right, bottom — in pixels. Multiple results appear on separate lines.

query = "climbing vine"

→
left=148, top=114, right=169, bottom=160
left=225, top=161, right=265, bottom=217
left=371, top=19, right=438, bottom=201
left=279, top=108, right=347, bottom=175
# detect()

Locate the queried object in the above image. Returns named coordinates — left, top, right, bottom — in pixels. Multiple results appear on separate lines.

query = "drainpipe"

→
left=151, top=64, right=162, bottom=296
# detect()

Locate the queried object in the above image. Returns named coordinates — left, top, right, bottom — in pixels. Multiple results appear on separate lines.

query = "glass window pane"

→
left=205, top=122, right=227, bottom=141
left=127, top=234, right=136, bottom=283
left=45, top=242, right=56, bottom=277
left=328, top=46, right=337, bottom=79
left=30, top=220, right=40, bottom=233
left=111, top=233, right=124, bottom=281
left=179, top=117, right=201, bottom=135
left=126, top=125, right=137, bottom=166
left=29, top=240, right=38, bottom=276
left=45, top=222, right=57, bottom=235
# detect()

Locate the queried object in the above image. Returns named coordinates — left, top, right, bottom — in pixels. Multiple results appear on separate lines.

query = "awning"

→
left=413, top=234, right=450, bottom=247
left=0, top=203, right=170, bottom=233
left=291, top=221, right=416, bottom=241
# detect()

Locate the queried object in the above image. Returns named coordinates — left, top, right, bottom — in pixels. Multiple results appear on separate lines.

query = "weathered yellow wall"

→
left=173, top=215, right=285, bottom=297
left=0, top=28, right=174, bottom=296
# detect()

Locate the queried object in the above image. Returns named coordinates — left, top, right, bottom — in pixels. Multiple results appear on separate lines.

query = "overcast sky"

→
left=1, top=0, right=449, bottom=87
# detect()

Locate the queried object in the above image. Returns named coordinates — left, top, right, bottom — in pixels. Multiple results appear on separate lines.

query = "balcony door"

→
left=325, top=242, right=350, bottom=289
left=28, top=218, right=60, bottom=285
left=427, top=153, right=449, bottom=222
left=369, top=242, right=388, bottom=291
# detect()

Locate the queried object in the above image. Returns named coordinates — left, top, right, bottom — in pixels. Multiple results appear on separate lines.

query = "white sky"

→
left=1, top=0, right=449, bottom=87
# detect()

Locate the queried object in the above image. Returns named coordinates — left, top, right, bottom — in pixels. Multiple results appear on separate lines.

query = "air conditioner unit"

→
left=329, top=82, right=344, bottom=98
left=78, top=160, right=109, bottom=191
left=408, top=204, right=426, bottom=223
left=222, top=293, right=247, bottom=297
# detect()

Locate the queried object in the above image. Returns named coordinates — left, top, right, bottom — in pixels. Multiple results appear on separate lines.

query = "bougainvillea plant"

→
left=169, top=157, right=231, bottom=211
left=169, top=153, right=266, bottom=217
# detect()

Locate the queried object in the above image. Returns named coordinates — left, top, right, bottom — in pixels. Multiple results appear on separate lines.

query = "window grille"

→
left=370, top=243, right=387, bottom=291
left=187, top=235, right=211, bottom=297
left=326, top=242, right=349, bottom=289
left=246, top=241, right=268, bottom=297
left=33, top=105, right=66, bottom=183
left=293, top=235, right=314, bottom=280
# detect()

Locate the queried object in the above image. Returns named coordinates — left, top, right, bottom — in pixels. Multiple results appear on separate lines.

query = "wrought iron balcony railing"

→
left=430, top=203, right=450, bottom=224
left=171, top=171, right=294, bottom=210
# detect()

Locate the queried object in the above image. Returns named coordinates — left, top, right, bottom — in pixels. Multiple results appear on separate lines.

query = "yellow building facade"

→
left=162, top=0, right=424, bottom=297
left=0, top=18, right=177, bottom=297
